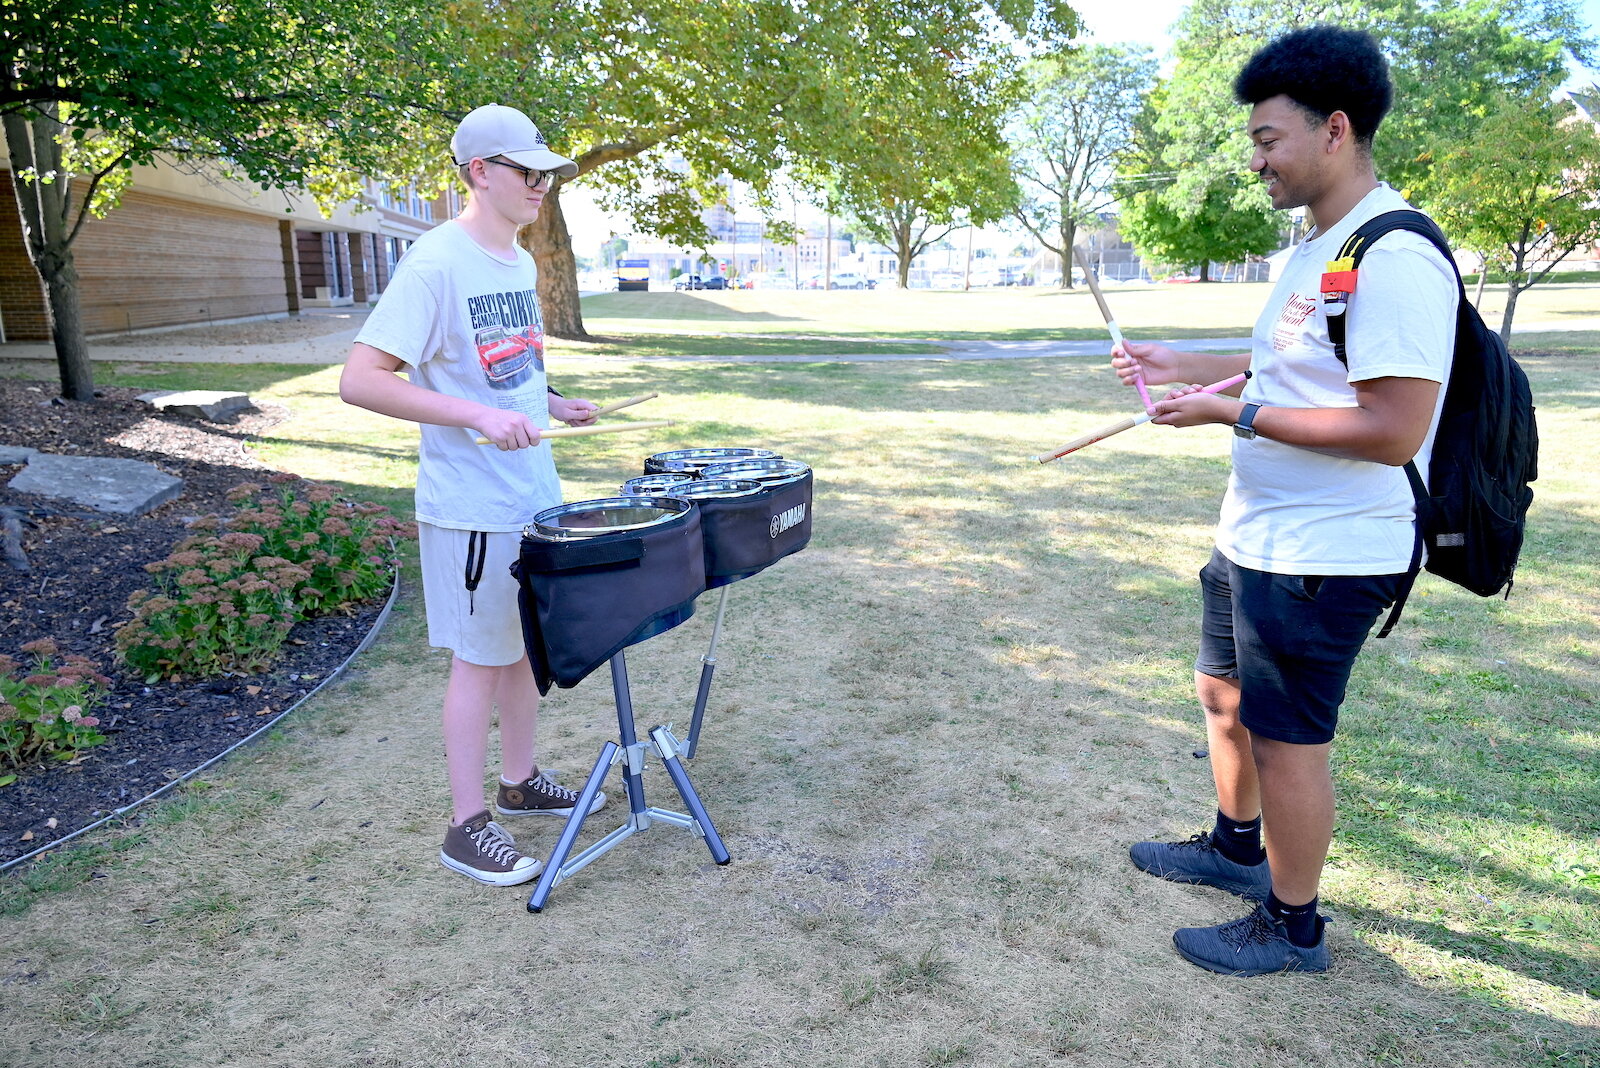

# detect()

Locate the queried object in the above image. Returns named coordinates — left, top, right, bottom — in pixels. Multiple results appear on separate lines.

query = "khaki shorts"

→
left=418, top=524, right=527, bottom=667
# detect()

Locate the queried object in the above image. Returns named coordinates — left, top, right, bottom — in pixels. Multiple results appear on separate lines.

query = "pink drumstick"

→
left=1033, top=370, right=1251, bottom=463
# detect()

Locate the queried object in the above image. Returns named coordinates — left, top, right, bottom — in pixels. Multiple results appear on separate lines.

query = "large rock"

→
left=137, top=389, right=256, bottom=421
left=0, top=446, right=39, bottom=465
left=8, top=453, right=183, bottom=515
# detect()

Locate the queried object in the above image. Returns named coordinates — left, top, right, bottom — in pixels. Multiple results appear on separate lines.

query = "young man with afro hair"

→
left=1111, top=26, right=1456, bottom=975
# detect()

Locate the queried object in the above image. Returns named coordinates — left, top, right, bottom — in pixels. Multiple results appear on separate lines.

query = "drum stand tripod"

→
left=684, top=584, right=732, bottom=758
left=527, top=649, right=730, bottom=913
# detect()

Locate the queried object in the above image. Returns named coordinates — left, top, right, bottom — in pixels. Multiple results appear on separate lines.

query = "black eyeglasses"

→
left=484, top=158, right=560, bottom=187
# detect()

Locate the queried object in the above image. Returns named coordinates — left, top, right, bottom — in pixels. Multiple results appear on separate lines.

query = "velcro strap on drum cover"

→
left=517, top=535, right=645, bottom=574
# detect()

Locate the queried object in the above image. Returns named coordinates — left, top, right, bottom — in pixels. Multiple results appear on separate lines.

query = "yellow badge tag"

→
left=1324, top=256, right=1355, bottom=273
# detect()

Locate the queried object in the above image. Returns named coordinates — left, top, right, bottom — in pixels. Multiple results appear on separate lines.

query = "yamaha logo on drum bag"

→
left=770, top=502, right=806, bottom=539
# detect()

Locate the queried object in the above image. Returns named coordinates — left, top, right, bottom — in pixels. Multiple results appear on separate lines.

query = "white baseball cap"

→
left=450, top=104, right=578, bottom=177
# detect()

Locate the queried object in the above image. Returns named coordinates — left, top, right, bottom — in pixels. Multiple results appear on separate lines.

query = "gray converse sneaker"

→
left=440, top=810, right=543, bottom=886
left=495, top=769, right=606, bottom=818
left=1173, top=903, right=1330, bottom=976
left=1129, top=831, right=1272, bottom=900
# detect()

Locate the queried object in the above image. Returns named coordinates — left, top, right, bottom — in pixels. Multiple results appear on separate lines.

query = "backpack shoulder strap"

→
left=1327, top=209, right=1462, bottom=368
left=1320, top=209, right=1455, bottom=639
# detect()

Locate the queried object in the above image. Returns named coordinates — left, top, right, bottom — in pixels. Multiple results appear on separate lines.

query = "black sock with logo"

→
left=1212, top=810, right=1266, bottom=866
left=1266, top=891, right=1322, bottom=948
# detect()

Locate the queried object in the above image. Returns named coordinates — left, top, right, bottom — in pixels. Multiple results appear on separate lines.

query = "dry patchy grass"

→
left=1, top=348, right=1596, bottom=1067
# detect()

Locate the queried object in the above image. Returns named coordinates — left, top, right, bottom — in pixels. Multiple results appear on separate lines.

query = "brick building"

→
left=0, top=154, right=452, bottom=342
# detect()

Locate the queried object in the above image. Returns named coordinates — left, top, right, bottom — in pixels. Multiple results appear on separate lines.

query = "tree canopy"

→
left=1421, top=89, right=1600, bottom=340
left=496, top=0, right=1079, bottom=322
left=1112, top=0, right=1594, bottom=277
left=1008, top=44, right=1156, bottom=287
left=3, top=0, right=538, bottom=397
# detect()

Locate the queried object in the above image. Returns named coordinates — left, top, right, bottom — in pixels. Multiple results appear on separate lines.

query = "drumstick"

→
left=1033, top=372, right=1250, bottom=464
left=475, top=420, right=674, bottom=445
left=589, top=392, right=658, bottom=418
left=1071, top=245, right=1153, bottom=411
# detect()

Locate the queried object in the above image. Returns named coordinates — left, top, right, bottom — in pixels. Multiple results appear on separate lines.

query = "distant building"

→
left=0, top=154, right=450, bottom=342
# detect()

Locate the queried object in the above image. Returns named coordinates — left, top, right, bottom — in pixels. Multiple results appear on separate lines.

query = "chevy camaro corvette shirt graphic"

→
left=469, top=287, right=544, bottom=391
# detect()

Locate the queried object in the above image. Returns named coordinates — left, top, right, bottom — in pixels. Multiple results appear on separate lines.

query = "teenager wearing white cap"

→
left=341, top=104, right=606, bottom=886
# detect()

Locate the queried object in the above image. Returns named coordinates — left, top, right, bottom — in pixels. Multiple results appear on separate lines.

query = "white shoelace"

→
left=469, top=823, right=523, bottom=865
left=535, top=774, right=578, bottom=802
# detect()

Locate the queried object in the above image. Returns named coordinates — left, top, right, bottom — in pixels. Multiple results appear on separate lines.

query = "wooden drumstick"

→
left=475, top=419, right=674, bottom=445
left=1034, top=413, right=1151, bottom=463
left=1071, top=245, right=1153, bottom=411
left=1033, top=372, right=1250, bottom=464
left=589, top=392, right=659, bottom=418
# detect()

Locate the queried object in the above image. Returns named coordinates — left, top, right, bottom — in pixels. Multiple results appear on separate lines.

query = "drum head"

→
left=620, top=473, right=695, bottom=496
left=530, top=496, right=691, bottom=540
left=672, top=478, right=764, bottom=500
left=644, top=446, right=779, bottom=475
left=700, top=458, right=810, bottom=486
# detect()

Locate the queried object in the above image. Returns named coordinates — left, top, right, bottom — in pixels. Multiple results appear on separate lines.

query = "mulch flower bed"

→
left=0, top=378, right=387, bottom=865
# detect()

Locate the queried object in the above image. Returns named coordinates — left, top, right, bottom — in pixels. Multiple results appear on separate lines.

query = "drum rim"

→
left=700, top=458, right=810, bottom=483
left=619, top=473, right=696, bottom=494
left=646, top=446, right=780, bottom=463
left=670, top=478, right=765, bottom=499
left=529, top=495, right=693, bottom=540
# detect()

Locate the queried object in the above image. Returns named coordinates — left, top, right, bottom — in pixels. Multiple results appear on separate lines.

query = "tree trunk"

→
left=3, top=110, right=96, bottom=400
left=519, top=185, right=591, bottom=341
left=1473, top=254, right=1488, bottom=309
left=896, top=222, right=913, bottom=289
left=42, top=259, right=94, bottom=400
left=1499, top=245, right=1529, bottom=345
left=1058, top=217, right=1076, bottom=290
left=1198, top=261, right=1212, bottom=282
left=1499, top=283, right=1522, bottom=346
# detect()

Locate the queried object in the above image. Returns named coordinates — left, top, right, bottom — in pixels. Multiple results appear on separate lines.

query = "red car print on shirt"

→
left=474, top=325, right=543, bottom=390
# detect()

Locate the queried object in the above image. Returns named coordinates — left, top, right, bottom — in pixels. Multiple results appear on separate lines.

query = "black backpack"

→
left=1324, top=209, right=1538, bottom=636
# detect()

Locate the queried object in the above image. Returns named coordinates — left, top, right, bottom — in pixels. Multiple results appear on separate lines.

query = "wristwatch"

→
left=1233, top=403, right=1262, bottom=440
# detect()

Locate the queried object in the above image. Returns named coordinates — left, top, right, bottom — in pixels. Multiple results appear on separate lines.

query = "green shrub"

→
left=116, top=532, right=304, bottom=679
left=0, top=639, right=111, bottom=776
left=116, top=478, right=417, bottom=681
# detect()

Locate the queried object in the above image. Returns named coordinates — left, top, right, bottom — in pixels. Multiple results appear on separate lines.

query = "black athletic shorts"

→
left=1195, top=548, right=1404, bottom=745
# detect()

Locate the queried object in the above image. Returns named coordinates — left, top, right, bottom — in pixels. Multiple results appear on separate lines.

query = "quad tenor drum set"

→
left=512, top=446, right=813, bottom=911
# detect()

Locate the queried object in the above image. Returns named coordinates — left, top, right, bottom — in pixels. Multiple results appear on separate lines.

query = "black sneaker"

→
left=439, top=810, right=543, bottom=886
left=1129, top=831, right=1272, bottom=900
left=495, top=769, right=606, bottom=818
left=1173, top=903, right=1330, bottom=976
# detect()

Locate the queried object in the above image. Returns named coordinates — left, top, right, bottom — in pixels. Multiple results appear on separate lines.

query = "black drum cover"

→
left=694, top=471, right=814, bottom=588
left=513, top=507, right=706, bottom=693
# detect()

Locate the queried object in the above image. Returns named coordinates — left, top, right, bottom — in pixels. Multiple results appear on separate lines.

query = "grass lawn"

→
left=0, top=328, right=1596, bottom=1065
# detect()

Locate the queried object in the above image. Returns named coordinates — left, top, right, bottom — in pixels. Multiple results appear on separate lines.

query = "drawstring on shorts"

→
left=464, top=531, right=487, bottom=615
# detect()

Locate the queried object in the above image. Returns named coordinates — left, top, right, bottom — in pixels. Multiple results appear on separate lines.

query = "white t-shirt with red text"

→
left=355, top=221, right=562, bottom=532
left=1218, top=184, right=1456, bottom=575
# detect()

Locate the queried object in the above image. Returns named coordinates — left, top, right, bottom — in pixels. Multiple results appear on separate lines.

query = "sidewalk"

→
left=4, top=310, right=1598, bottom=367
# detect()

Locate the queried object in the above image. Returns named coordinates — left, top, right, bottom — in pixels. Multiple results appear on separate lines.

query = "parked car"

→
left=701, top=276, right=729, bottom=290
left=829, top=272, right=874, bottom=290
left=673, top=275, right=704, bottom=290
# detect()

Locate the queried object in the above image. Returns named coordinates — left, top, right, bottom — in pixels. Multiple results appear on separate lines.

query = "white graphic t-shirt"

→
left=355, top=221, right=562, bottom=531
left=1218, top=184, right=1456, bottom=575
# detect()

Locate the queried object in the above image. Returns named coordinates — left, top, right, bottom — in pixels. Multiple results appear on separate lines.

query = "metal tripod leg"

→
left=686, top=584, right=731, bottom=758
left=649, top=724, right=730, bottom=864
left=526, top=740, right=617, bottom=913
